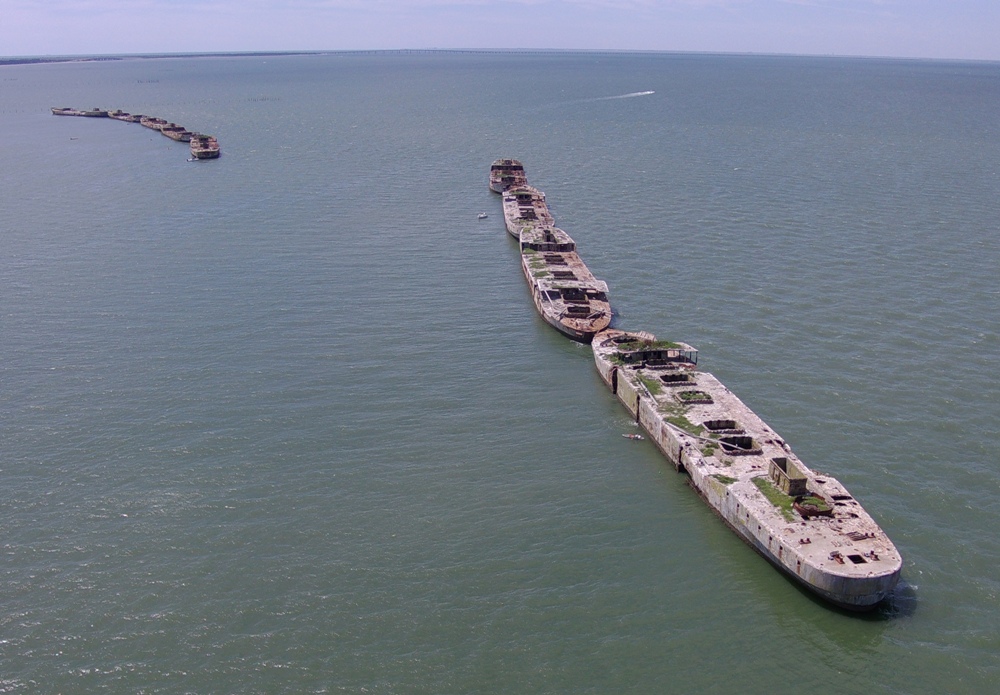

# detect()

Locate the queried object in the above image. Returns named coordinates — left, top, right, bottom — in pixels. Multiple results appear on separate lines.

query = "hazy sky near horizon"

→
left=3, top=1, right=998, bottom=62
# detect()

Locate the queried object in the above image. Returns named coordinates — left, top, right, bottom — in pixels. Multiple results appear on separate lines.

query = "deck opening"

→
left=703, top=419, right=743, bottom=433
left=719, top=435, right=762, bottom=456
left=677, top=390, right=713, bottom=404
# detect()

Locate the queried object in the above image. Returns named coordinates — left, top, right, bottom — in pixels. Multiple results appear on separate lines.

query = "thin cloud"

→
left=776, top=0, right=895, bottom=12
left=3, top=0, right=997, bottom=60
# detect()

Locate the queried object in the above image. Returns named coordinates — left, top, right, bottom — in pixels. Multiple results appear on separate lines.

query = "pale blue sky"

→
left=3, top=1, right=998, bottom=61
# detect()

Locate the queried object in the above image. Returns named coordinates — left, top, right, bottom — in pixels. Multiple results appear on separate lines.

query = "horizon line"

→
left=3, top=48, right=999, bottom=67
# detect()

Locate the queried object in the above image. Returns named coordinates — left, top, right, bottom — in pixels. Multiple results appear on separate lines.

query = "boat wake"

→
left=599, top=90, right=655, bottom=100
left=538, top=90, right=655, bottom=112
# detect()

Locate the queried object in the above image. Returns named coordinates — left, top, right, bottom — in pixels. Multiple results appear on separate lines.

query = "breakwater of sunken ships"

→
left=490, top=158, right=901, bottom=611
left=51, top=106, right=220, bottom=159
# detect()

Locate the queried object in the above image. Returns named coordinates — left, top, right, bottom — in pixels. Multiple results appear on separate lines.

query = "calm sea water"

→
left=2, top=51, right=999, bottom=693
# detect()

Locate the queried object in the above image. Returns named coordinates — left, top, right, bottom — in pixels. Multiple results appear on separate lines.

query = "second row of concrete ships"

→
left=52, top=107, right=220, bottom=159
left=489, top=158, right=902, bottom=611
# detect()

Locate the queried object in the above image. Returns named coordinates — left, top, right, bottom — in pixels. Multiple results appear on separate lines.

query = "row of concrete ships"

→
left=490, top=159, right=902, bottom=611
left=491, top=159, right=611, bottom=341
left=51, top=107, right=220, bottom=159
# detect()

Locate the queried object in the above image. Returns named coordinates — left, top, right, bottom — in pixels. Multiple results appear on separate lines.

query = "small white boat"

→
left=622, top=433, right=644, bottom=440
left=478, top=212, right=488, bottom=219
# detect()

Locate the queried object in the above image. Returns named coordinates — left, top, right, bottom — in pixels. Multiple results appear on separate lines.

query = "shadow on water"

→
left=693, top=484, right=920, bottom=625
left=771, top=563, right=919, bottom=622
left=699, top=498, right=920, bottom=630
left=880, top=579, right=919, bottom=618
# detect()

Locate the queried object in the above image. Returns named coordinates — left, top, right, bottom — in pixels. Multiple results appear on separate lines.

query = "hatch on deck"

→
left=769, top=456, right=808, bottom=496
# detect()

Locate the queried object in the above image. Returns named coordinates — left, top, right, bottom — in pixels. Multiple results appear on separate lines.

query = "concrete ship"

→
left=108, top=110, right=139, bottom=121
left=107, top=110, right=146, bottom=123
left=51, top=107, right=107, bottom=117
left=591, top=329, right=902, bottom=610
left=500, top=186, right=554, bottom=238
left=189, top=134, right=221, bottom=159
left=493, top=166, right=611, bottom=341
left=519, top=225, right=610, bottom=341
left=160, top=124, right=194, bottom=142
left=140, top=116, right=169, bottom=130
left=490, top=158, right=527, bottom=193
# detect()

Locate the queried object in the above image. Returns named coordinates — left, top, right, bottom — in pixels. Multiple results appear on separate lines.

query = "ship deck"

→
left=592, top=330, right=901, bottom=602
left=502, top=186, right=554, bottom=236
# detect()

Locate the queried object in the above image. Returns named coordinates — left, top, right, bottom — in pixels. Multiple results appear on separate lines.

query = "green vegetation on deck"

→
left=798, top=495, right=831, bottom=513
left=638, top=374, right=662, bottom=396
left=615, top=339, right=684, bottom=351
left=658, top=401, right=704, bottom=437
left=752, top=477, right=796, bottom=521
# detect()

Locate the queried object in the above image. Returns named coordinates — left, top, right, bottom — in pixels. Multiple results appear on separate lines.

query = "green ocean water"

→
left=2, top=52, right=999, bottom=693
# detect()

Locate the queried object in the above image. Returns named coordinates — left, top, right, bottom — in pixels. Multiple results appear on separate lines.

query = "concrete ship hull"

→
left=140, top=117, right=169, bottom=130
left=490, top=158, right=528, bottom=193
left=521, top=257, right=611, bottom=342
left=161, top=126, right=193, bottom=142
left=189, top=134, right=221, bottom=159
left=501, top=186, right=553, bottom=238
left=51, top=107, right=107, bottom=117
left=592, top=329, right=901, bottom=611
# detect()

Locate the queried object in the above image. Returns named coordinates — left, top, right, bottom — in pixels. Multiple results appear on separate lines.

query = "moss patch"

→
left=658, top=402, right=704, bottom=436
left=638, top=374, right=663, bottom=396
left=798, top=495, right=831, bottom=512
left=752, top=477, right=795, bottom=522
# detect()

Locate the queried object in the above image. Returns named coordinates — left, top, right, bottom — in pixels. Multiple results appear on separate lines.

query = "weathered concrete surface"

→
left=495, top=167, right=611, bottom=342
left=592, top=329, right=902, bottom=610
left=501, top=186, right=555, bottom=237
left=490, top=158, right=528, bottom=193
left=521, top=243, right=611, bottom=341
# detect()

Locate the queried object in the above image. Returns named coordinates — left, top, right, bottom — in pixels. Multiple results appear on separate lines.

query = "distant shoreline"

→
left=3, top=48, right=671, bottom=69
left=1, top=49, right=629, bottom=68
left=0, top=51, right=328, bottom=67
